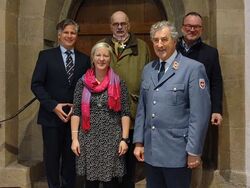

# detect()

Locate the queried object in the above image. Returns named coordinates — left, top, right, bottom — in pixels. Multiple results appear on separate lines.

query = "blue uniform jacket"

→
left=133, top=53, right=211, bottom=168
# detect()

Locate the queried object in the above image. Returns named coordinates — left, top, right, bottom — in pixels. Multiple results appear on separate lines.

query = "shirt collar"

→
left=181, top=38, right=200, bottom=52
left=160, top=50, right=177, bottom=65
left=60, top=45, right=74, bottom=55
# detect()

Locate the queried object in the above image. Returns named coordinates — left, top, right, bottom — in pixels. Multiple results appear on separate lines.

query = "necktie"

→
left=65, top=50, right=74, bottom=83
left=158, top=61, right=166, bottom=81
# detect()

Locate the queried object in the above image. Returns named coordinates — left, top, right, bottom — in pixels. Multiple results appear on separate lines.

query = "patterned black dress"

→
left=72, top=78, right=130, bottom=182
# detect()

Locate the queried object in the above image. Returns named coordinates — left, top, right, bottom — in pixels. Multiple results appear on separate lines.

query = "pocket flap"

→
left=165, top=84, right=185, bottom=91
left=169, top=128, right=188, bottom=138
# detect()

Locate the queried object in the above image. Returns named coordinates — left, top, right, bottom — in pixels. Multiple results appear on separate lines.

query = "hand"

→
left=53, top=103, right=73, bottom=123
left=65, top=104, right=73, bottom=122
left=187, top=155, right=201, bottom=169
left=134, top=143, right=144, bottom=162
left=71, top=139, right=80, bottom=157
left=118, top=141, right=128, bottom=156
left=211, top=113, right=223, bottom=126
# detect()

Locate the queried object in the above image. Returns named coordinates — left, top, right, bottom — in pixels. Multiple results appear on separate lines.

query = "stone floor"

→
left=33, top=178, right=146, bottom=188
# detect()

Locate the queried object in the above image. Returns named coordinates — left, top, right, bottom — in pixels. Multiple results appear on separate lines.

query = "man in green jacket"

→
left=102, top=10, right=151, bottom=188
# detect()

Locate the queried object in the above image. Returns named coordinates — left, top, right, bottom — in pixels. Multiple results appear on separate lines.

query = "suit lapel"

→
left=150, top=60, right=160, bottom=87
left=153, top=53, right=183, bottom=87
left=157, top=67, right=175, bottom=86
left=72, top=50, right=81, bottom=84
left=55, top=47, right=71, bottom=86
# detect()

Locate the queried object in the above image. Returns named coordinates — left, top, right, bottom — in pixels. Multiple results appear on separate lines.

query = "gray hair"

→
left=56, top=19, right=79, bottom=34
left=150, top=21, right=178, bottom=41
left=91, top=42, right=113, bottom=63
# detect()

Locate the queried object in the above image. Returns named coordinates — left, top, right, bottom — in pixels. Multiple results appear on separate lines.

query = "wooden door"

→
left=71, top=0, right=167, bottom=59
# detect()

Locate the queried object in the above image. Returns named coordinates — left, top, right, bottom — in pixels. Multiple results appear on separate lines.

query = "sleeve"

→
left=133, top=69, right=147, bottom=144
left=31, top=51, right=58, bottom=112
left=120, top=80, right=131, bottom=117
left=186, top=63, right=211, bottom=155
left=210, top=49, right=223, bottom=114
left=72, top=78, right=84, bottom=116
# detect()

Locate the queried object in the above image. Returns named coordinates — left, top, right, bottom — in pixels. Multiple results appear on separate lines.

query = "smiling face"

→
left=58, top=24, right=78, bottom=50
left=181, top=15, right=203, bottom=45
left=92, top=47, right=111, bottom=73
left=110, top=11, right=130, bottom=41
left=152, top=27, right=176, bottom=61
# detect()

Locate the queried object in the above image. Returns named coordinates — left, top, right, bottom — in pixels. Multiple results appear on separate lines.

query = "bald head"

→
left=110, top=11, right=129, bottom=23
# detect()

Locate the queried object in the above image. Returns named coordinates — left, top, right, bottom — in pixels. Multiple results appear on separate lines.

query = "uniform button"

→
left=173, top=87, right=177, bottom=91
left=152, top=113, right=155, bottom=118
left=152, top=126, right=155, bottom=130
left=153, top=101, right=156, bottom=105
left=156, top=88, right=159, bottom=92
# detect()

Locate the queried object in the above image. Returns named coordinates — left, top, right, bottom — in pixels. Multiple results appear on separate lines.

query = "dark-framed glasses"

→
left=112, top=22, right=128, bottom=28
left=183, top=24, right=202, bottom=30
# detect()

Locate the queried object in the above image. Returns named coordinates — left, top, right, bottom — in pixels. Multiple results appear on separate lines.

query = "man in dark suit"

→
left=176, top=12, right=223, bottom=187
left=31, top=19, right=90, bottom=188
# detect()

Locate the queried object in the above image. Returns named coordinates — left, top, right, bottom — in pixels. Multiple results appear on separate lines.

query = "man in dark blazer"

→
left=31, top=19, right=90, bottom=188
left=176, top=11, right=223, bottom=187
left=133, top=21, right=211, bottom=188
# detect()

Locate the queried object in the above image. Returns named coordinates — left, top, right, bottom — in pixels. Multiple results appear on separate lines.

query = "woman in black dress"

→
left=71, top=42, right=130, bottom=188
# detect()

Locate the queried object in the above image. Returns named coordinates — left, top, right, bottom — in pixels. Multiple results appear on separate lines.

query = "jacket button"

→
left=156, top=88, right=159, bottom=92
left=174, top=87, right=177, bottom=91
left=152, top=113, right=155, bottom=118
left=153, top=101, right=156, bottom=105
left=152, top=126, right=155, bottom=130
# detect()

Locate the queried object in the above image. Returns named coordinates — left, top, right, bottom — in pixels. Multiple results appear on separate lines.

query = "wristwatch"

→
left=121, top=137, right=130, bottom=144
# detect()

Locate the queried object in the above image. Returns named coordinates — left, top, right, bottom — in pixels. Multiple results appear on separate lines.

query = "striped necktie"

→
left=65, top=50, right=74, bottom=83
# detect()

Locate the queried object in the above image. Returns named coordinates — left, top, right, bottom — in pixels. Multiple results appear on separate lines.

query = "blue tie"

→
left=158, top=61, right=166, bottom=81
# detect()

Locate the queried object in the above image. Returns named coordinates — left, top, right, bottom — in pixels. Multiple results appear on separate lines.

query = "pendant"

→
left=97, top=103, right=102, bottom=107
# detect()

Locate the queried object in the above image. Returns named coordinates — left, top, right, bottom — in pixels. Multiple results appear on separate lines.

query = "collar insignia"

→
left=172, top=61, right=179, bottom=70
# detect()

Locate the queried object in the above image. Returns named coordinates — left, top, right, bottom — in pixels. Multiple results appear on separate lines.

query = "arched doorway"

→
left=67, top=0, right=218, bottom=171
left=70, top=0, right=167, bottom=59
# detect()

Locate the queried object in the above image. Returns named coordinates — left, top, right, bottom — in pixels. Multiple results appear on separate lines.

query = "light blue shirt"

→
left=60, top=45, right=75, bottom=68
left=159, top=50, right=178, bottom=73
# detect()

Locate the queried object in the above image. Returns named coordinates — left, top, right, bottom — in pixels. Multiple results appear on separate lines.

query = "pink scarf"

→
left=81, top=68, right=121, bottom=133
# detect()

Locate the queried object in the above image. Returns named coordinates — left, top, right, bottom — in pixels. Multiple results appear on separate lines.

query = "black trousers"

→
left=145, top=163, right=191, bottom=188
left=85, top=179, right=118, bottom=188
left=202, top=124, right=218, bottom=169
left=118, top=129, right=136, bottom=188
left=42, top=124, right=76, bottom=188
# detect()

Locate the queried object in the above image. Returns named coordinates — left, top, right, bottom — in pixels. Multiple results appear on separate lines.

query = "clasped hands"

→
left=53, top=103, right=73, bottom=123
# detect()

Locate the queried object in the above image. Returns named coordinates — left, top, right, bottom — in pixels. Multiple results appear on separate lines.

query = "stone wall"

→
left=217, top=0, right=246, bottom=186
left=0, top=0, right=249, bottom=187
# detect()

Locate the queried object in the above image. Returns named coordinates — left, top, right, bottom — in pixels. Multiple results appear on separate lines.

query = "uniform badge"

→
left=172, top=61, right=179, bottom=70
left=199, top=79, right=206, bottom=89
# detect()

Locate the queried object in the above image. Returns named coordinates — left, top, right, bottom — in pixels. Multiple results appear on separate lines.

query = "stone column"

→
left=0, top=0, right=19, bottom=169
left=216, top=0, right=246, bottom=186
left=0, top=0, right=29, bottom=187
left=245, top=0, right=250, bottom=187
left=0, top=0, right=45, bottom=187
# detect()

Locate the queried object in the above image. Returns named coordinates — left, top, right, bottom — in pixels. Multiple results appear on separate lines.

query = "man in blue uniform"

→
left=133, top=21, right=211, bottom=188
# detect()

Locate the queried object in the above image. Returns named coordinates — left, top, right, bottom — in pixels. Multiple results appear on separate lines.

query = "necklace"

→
left=96, top=92, right=104, bottom=107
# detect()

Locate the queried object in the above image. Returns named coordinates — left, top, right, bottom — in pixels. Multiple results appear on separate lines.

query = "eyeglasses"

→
left=112, top=22, right=128, bottom=28
left=183, top=24, right=202, bottom=30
